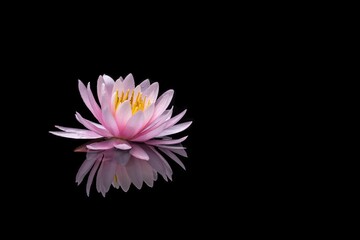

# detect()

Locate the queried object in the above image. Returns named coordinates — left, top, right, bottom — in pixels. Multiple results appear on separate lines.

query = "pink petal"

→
left=122, top=111, right=145, bottom=139
left=54, top=125, right=101, bottom=135
left=49, top=130, right=103, bottom=139
left=164, top=109, right=187, bottom=128
left=156, top=121, right=192, bottom=138
left=130, top=144, right=149, bottom=160
left=75, top=112, right=112, bottom=137
left=86, top=139, right=115, bottom=150
left=141, top=103, right=155, bottom=129
left=139, top=79, right=150, bottom=91
left=144, top=107, right=173, bottom=132
left=102, top=74, right=115, bottom=95
left=151, top=90, right=174, bottom=121
left=111, top=77, right=124, bottom=97
left=87, top=83, right=103, bottom=123
left=146, top=136, right=188, bottom=146
left=143, top=82, right=159, bottom=103
left=78, top=80, right=100, bottom=121
left=101, top=106, right=119, bottom=136
left=114, top=139, right=132, bottom=150
left=123, top=73, right=135, bottom=91
left=115, top=100, right=132, bottom=134
left=97, top=75, right=104, bottom=104
left=130, top=121, right=168, bottom=142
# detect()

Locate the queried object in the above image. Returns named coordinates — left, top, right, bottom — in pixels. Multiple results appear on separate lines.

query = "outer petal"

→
left=156, top=121, right=192, bottom=138
left=49, top=130, right=103, bottom=139
left=78, top=80, right=101, bottom=121
left=163, top=109, right=187, bottom=128
left=151, top=90, right=174, bottom=121
left=75, top=112, right=112, bottom=137
left=87, top=83, right=103, bottom=123
left=114, top=139, right=132, bottom=150
left=143, top=82, right=159, bottom=103
left=144, top=107, right=173, bottom=132
left=130, top=122, right=168, bottom=142
left=86, top=139, right=116, bottom=150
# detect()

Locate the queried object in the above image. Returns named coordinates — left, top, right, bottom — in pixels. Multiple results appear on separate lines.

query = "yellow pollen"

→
left=114, top=89, right=150, bottom=115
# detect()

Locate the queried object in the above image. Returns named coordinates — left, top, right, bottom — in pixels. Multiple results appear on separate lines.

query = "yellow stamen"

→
left=114, top=89, right=151, bottom=115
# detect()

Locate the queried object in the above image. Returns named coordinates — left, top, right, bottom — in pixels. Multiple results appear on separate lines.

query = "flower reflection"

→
left=75, top=141, right=187, bottom=196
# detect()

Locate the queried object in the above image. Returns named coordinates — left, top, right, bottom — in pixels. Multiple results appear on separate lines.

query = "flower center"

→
left=114, top=89, right=151, bottom=114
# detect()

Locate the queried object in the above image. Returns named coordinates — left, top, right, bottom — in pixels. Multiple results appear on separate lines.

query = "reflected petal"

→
left=75, top=140, right=188, bottom=196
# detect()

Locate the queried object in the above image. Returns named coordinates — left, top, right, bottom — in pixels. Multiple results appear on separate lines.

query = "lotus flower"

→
left=75, top=141, right=187, bottom=196
left=50, top=74, right=191, bottom=150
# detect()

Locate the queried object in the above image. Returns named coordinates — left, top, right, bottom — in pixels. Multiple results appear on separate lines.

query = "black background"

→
left=5, top=6, right=288, bottom=234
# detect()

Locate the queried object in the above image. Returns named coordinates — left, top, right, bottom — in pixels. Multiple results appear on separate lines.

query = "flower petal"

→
left=86, top=139, right=115, bottom=150
left=146, top=136, right=188, bottom=146
left=49, top=130, right=103, bottom=139
left=101, top=106, right=119, bottom=136
left=78, top=80, right=101, bottom=121
left=111, top=77, right=124, bottom=97
left=164, top=109, right=187, bottom=128
left=75, top=112, right=112, bottom=137
left=54, top=125, right=103, bottom=135
left=130, top=121, right=168, bottom=142
left=151, top=90, right=174, bottom=121
left=123, top=73, right=135, bottom=91
left=102, top=74, right=115, bottom=95
left=87, top=83, right=103, bottom=123
left=122, top=111, right=146, bottom=139
left=156, top=121, right=192, bottom=138
left=114, top=139, right=132, bottom=150
left=144, top=107, right=173, bottom=132
left=129, top=144, right=149, bottom=160
left=139, top=79, right=150, bottom=91
left=115, top=100, right=132, bottom=134
left=142, top=103, right=155, bottom=129
left=143, top=82, right=159, bottom=103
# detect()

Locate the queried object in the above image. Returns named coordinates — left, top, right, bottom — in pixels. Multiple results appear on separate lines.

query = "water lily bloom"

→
left=50, top=74, right=191, bottom=150
left=75, top=142, right=187, bottom=196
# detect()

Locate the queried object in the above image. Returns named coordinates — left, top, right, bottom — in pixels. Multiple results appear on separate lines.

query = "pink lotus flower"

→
left=50, top=74, right=191, bottom=150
